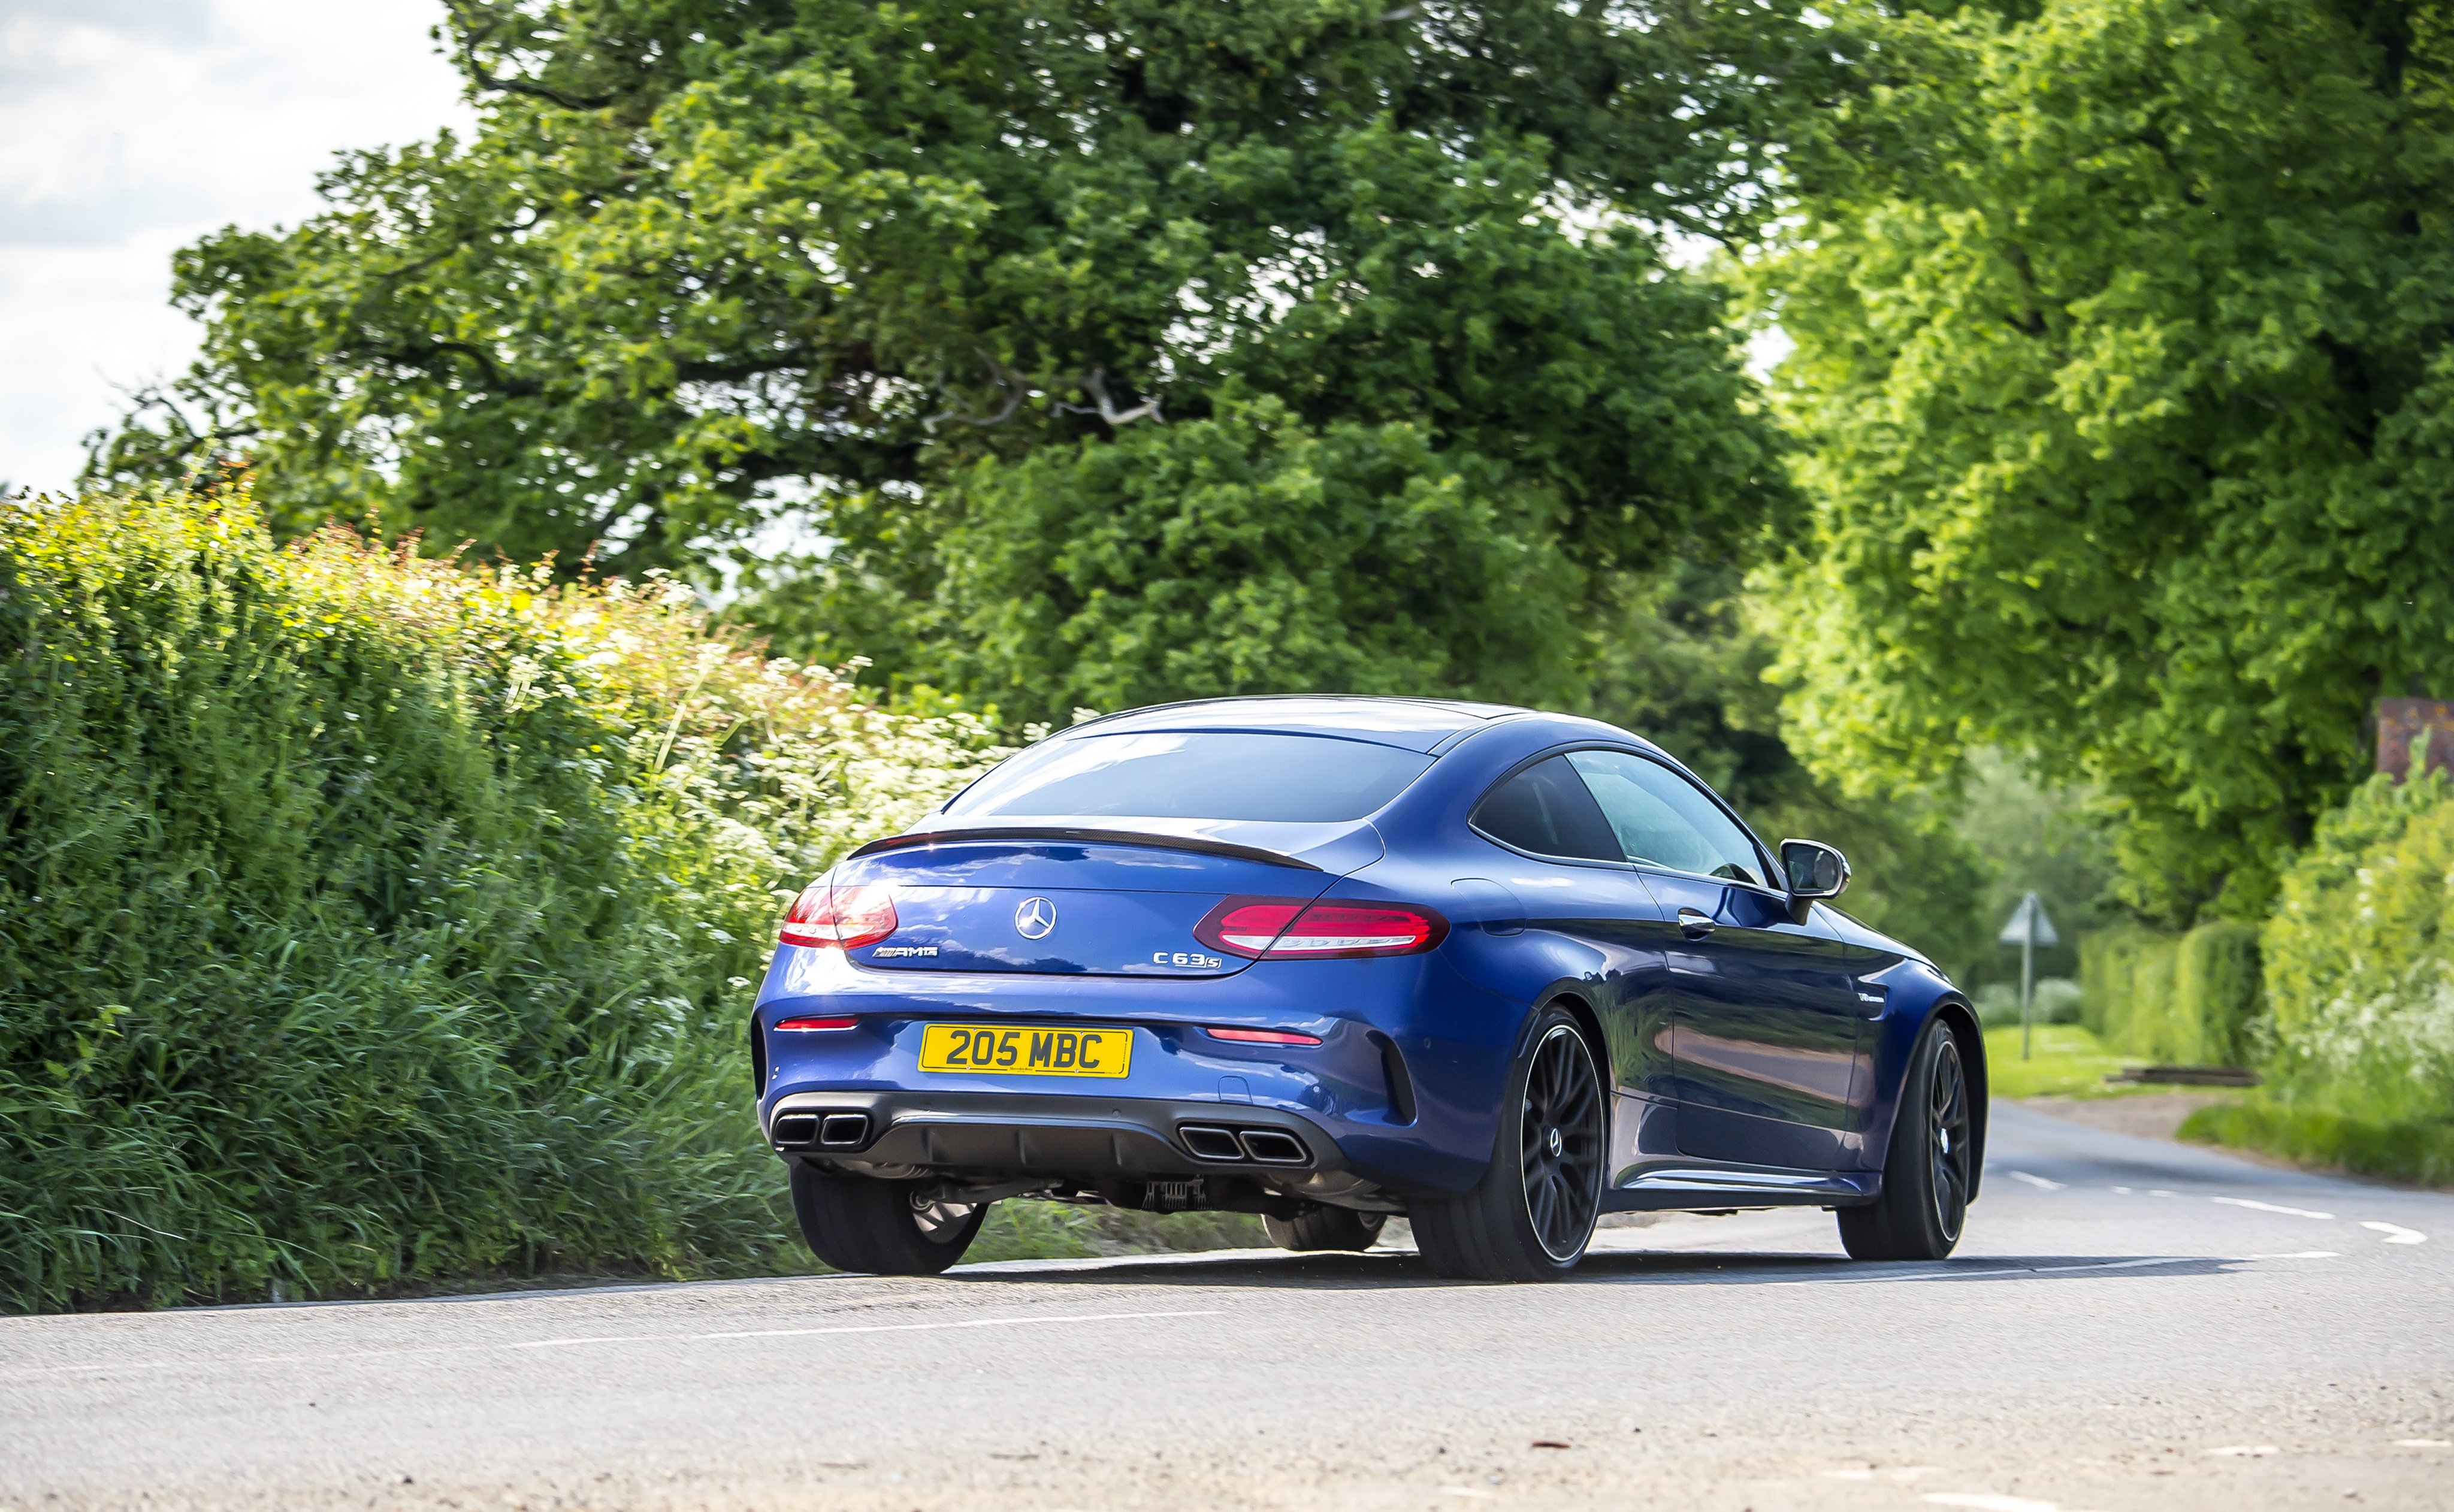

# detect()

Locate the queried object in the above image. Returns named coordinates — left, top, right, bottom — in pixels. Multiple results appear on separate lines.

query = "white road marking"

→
left=1779, top=1256, right=2190, bottom=1286
left=2393, top=1439, right=2453, bottom=1448
left=2149, top=1190, right=2180, bottom=1198
left=2360, top=1221, right=2427, bottom=1245
left=2, top=1309, right=1228, bottom=1380
left=2006, top=1171, right=2065, bottom=1190
left=1923, top=1493, right=2067, bottom=1512
left=2247, top=1251, right=2340, bottom=1260
left=2207, top=1444, right=2278, bottom=1456
left=2211, top=1197, right=2334, bottom=1220
left=2112, top=1186, right=2133, bottom=1195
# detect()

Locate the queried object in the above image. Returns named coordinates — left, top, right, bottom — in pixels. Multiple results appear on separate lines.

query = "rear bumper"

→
left=766, top=1089, right=1344, bottom=1180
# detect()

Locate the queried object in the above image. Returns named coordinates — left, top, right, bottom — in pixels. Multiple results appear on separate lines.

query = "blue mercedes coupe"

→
left=750, top=696, right=1984, bottom=1280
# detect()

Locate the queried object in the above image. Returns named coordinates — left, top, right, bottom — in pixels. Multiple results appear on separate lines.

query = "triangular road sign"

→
left=1998, top=891, right=2060, bottom=946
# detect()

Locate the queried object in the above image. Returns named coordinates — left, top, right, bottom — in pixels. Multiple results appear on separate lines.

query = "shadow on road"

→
left=947, top=1248, right=2235, bottom=1289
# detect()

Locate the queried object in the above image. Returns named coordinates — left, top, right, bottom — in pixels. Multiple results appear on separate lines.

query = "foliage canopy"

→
left=94, top=0, right=1811, bottom=716
left=1759, top=0, right=2454, bottom=921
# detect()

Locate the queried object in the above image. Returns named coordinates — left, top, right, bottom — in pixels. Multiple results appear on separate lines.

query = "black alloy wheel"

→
left=1925, top=1032, right=1974, bottom=1240
left=1521, top=1023, right=1606, bottom=1260
left=1838, top=1014, right=1978, bottom=1262
left=1412, top=1008, right=1607, bottom=1281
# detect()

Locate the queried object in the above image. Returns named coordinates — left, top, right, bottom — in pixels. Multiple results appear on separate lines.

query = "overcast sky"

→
left=0, top=0, right=468, bottom=493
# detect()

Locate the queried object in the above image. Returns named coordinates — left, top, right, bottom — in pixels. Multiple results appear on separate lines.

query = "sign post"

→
left=1997, top=891, right=2060, bottom=1061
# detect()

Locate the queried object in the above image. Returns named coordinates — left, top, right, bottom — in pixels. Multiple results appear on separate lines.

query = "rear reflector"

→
left=773, top=1015, right=857, bottom=1031
left=1193, top=897, right=1449, bottom=960
left=1202, top=1026, right=1323, bottom=1046
left=778, top=880, right=897, bottom=949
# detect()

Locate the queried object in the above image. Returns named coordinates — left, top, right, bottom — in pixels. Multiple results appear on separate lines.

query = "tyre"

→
left=1265, top=1206, right=1387, bottom=1252
left=1411, top=1008, right=1606, bottom=1281
left=1839, top=1014, right=1975, bottom=1262
left=789, top=1163, right=987, bottom=1275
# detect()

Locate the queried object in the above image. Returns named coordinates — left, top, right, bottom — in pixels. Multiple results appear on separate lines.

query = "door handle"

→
left=1676, top=908, right=1716, bottom=939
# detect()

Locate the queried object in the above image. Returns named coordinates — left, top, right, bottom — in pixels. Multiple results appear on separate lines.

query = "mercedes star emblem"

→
left=1014, top=896, right=1058, bottom=940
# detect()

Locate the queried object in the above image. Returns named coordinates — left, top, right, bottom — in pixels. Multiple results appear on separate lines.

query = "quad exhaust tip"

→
left=1178, top=1124, right=1246, bottom=1161
left=1237, top=1128, right=1309, bottom=1165
left=1177, top=1123, right=1311, bottom=1166
left=770, top=1111, right=871, bottom=1149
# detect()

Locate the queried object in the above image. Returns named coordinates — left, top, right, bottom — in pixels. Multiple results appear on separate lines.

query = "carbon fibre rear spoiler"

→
left=845, top=826, right=1325, bottom=872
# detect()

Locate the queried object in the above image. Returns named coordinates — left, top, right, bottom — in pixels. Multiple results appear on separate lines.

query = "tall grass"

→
left=0, top=489, right=1009, bottom=1311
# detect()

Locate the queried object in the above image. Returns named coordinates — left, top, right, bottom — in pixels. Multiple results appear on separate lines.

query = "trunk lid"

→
left=829, top=825, right=1380, bottom=978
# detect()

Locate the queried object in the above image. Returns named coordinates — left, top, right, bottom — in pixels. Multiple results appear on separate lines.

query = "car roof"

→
left=1062, top=695, right=1529, bottom=753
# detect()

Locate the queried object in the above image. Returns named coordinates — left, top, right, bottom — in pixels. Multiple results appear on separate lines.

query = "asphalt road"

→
left=5, top=1105, right=2450, bottom=1512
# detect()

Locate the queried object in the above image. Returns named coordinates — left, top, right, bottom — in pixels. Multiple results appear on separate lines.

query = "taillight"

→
left=1202, top=1026, right=1323, bottom=1045
left=778, top=880, right=897, bottom=949
left=1192, top=897, right=1449, bottom=960
left=1199, top=900, right=1305, bottom=955
left=773, top=1015, right=857, bottom=1031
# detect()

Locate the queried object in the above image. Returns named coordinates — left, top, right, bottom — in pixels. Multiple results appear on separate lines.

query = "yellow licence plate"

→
left=918, top=1023, right=1132, bottom=1078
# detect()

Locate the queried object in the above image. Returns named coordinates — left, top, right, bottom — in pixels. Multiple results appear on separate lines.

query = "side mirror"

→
left=1780, top=839, right=1850, bottom=900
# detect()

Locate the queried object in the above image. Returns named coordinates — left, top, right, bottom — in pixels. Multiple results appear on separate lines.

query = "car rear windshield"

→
left=945, top=731, right=1434, bottom=823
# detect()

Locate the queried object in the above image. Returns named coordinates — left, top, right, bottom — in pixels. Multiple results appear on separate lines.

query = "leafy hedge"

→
left=2248, top=770, right=2453, bottom=1106
left=0, top=491, right=1008, bottom=1311
left=2259, top=773, right=2454, bottom=1115
left=2078, top=921, right=2262, bottom=1066
left=2171, top=775, right=2454, bottom=1183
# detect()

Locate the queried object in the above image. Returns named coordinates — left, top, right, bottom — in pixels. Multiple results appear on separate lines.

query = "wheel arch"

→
left=1537, top=988, right=1613, bottom=1094
left=1930, top=996, right=1987, bottom=1202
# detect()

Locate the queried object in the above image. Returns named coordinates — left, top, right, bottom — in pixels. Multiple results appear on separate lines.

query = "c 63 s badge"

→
left=1153, top=951, right=1225, bottom=969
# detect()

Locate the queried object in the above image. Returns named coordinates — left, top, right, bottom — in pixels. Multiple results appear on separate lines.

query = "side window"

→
left=1471, top=755, right=1622, bottom=863
left=1566, top=749, right=1767, bottom=887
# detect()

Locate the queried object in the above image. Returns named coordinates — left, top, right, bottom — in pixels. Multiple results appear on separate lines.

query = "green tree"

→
left=1586, top=562, right=1999, bottom=977
left=92, top=0, right=1810, bottom=714
left=1948, top=749, right=2120, bottom=987
left=933, top=397, right=1585, bottom=725
left=1756, top=0, right=2454, bottom=922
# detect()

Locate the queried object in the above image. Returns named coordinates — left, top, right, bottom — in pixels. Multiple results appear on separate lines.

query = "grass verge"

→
left=1982, top=1024, right=2136, bottom=1099
left=2178, top=1099, right=2454, bottom=1188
